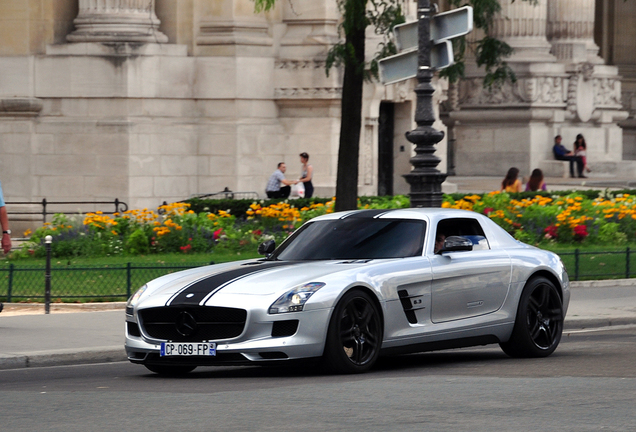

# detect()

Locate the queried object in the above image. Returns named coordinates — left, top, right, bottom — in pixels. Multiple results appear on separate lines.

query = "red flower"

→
left=180, top=244, right=192, bottom=253
left=573, top=224, right=588, bottom=239
left=253, top=229, right=262, bottom=236
left=544, top=225, right=558, bottom=239
left=483, top=207, right=493, bottom=215
left=213, top=228, right=223, bottom=240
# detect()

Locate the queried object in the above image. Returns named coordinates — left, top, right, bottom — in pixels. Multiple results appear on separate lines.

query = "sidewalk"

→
left=1, top=280, right=635, bottom=370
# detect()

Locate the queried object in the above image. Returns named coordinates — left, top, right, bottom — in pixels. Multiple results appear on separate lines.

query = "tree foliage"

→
left=252, top=0, right=519, bottom=210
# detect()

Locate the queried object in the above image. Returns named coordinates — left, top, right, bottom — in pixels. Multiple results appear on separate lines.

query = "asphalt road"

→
left=0, top=326, right=635, bottom=431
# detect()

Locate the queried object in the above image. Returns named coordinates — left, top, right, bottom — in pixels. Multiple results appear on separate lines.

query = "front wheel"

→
left=323, top=290, right=383, bottom=374
left=500, top=276, right=563, bottom=358
left=144, top=364, right=197, bottom=376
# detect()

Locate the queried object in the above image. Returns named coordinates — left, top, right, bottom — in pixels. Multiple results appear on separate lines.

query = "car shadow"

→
left=141, top=347, right=512, bottom=380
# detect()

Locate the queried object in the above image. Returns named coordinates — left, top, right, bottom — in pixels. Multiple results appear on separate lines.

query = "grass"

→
left=2, top=243, right=636, bottom=303
left=540, top=243, right=636, bottom=281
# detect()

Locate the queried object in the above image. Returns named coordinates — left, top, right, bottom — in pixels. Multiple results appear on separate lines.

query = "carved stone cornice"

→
left=197, top=21, right=272, bottom=47
left=0, top=98, right=43, bottom=117
left=275, top=60, right=327, bottom=70
left=458, top=68, right=623, bottom=120
left=458, top=76, right=568, bottom=108
left=275, top=87, right=342, bottom=99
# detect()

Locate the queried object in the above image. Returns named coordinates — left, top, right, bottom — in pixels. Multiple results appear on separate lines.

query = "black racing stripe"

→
left=168, top=261, right=295, bottom=306
left=341, top=209, right=393, bottom=219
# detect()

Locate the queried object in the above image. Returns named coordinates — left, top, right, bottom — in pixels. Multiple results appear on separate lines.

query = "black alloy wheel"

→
left=500, top=276, right=563, bottom=358
left=323, top=290, right=383, bottom=373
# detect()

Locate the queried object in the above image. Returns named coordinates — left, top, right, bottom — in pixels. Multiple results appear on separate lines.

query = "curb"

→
left=0, top=347, right=127, bottom=371
left=0, top=302, right=126, bottom=315
left=570, top=279, right=636, bottom=289
left=563, top=316, right=636, bottom=331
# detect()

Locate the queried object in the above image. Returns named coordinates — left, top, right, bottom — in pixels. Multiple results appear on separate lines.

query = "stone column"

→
left=547, top=0, right=601, bottom=63
left=490, top=0, right=554, bottom=62
left=67, top=0, right=168, bottom=43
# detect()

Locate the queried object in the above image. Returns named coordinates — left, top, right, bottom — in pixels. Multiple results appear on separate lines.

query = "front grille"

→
left=139, top=306, right=247, bottom=342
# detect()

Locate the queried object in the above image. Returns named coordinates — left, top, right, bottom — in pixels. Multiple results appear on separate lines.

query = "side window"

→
left=435, top=218, right=490, bottom=250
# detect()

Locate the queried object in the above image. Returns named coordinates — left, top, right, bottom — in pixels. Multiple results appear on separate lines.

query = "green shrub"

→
left=126, top=229, right=150, bottom=255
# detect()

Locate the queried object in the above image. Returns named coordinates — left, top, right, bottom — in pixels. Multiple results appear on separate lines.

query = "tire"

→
left=500, top=276, right=563, bottom=358
left=323, top=290, right=383, bottom=374
left=144, top=364, right=197, bottom=376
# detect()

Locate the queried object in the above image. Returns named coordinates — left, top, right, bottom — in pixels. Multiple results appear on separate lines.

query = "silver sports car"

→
left=125, top=208, right=569, bottom=375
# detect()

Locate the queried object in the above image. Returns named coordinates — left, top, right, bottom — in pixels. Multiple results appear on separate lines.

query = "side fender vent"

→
left=398, top=289, right=425, bottom=324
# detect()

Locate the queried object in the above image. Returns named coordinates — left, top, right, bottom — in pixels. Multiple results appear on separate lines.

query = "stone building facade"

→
left=447, top=0, right=636, bottom=178
left=0, top=0, right=635, bottom=215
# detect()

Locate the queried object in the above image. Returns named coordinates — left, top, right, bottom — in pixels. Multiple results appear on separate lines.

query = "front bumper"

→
left=124, top=307, right=332, bottom=366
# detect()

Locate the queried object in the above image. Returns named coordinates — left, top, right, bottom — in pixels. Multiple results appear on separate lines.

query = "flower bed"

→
left=443, top=190, right=636, bottom=245
left=12, top=190, right=636, bottom=259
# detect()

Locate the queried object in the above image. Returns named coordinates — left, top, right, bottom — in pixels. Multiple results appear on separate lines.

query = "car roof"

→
left=312, top=208, right=481, bottom=223
left=310, top=208, right=522, bottom=249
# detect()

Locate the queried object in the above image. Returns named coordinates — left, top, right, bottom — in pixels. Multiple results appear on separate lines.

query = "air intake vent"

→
left=127, top=322, right=141, bottom=337
left=272, top=320, right=299, bottom=337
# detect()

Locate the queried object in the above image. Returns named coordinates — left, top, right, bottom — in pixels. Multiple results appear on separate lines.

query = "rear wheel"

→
left=323, top=290, right=383, bottom=374
left=500, top=276, right=563, bottom=358
left=144, top=364, right=197, bottom=375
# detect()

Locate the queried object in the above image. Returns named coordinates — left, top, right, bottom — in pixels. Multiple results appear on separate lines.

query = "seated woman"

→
left=501, top=167, right=522, bottom=193
left=525, top=168, right=547, bottom=192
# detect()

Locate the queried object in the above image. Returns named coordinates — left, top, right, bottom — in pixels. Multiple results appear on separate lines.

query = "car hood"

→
left=136, top=258, right=388, bottom=309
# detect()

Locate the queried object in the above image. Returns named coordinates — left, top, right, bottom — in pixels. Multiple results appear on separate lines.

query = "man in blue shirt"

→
left=553, top=135, right=585, bottom=178
left=265, top=162, right=296, bottom=198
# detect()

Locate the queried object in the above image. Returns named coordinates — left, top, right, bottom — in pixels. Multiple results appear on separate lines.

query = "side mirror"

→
left=258, top=239, right=276, bottom=256
left=440, top=236, right=473, bottom=253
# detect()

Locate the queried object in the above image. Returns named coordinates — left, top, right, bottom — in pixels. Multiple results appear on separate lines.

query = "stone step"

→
left=539, top=160, right=636, bottom=178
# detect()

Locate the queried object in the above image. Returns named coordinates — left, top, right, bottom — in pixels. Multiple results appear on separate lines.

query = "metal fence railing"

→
left=6, top=199, right=128, bottom=225
left=0, top=262, right=212, bottom=302
left=558, top=248, right=634, bottom=281
left=1, top=248, right=635, bottom=303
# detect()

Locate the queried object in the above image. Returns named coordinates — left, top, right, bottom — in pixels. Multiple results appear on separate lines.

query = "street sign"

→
left=378, top=41, right=453, bottom=85
left=394, top=6, right=473, bottom=50
left=379, top=6, right=472, bottom=84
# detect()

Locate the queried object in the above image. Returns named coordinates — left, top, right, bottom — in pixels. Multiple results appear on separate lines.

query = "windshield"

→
left=272, top=218, right=426, bottom=261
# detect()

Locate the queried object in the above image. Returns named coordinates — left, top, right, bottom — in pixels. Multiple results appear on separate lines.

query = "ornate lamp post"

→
left=403, top=0, right=447, bottom=208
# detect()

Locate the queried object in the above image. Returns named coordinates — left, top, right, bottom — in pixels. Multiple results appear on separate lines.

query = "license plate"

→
left=160, top=342, right=216, bottom=357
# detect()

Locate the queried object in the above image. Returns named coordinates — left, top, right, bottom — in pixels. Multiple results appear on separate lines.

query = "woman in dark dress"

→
left=298, top=152, right=314, bottom=198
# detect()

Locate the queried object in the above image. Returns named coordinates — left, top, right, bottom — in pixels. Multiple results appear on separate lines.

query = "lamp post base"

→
left=404, top=172, right=448, bottom=208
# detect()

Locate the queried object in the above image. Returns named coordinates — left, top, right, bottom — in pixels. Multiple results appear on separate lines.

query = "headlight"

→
left=126, top=284, right=147, bottom=315
left=269, top=282, right=325, bottom=314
